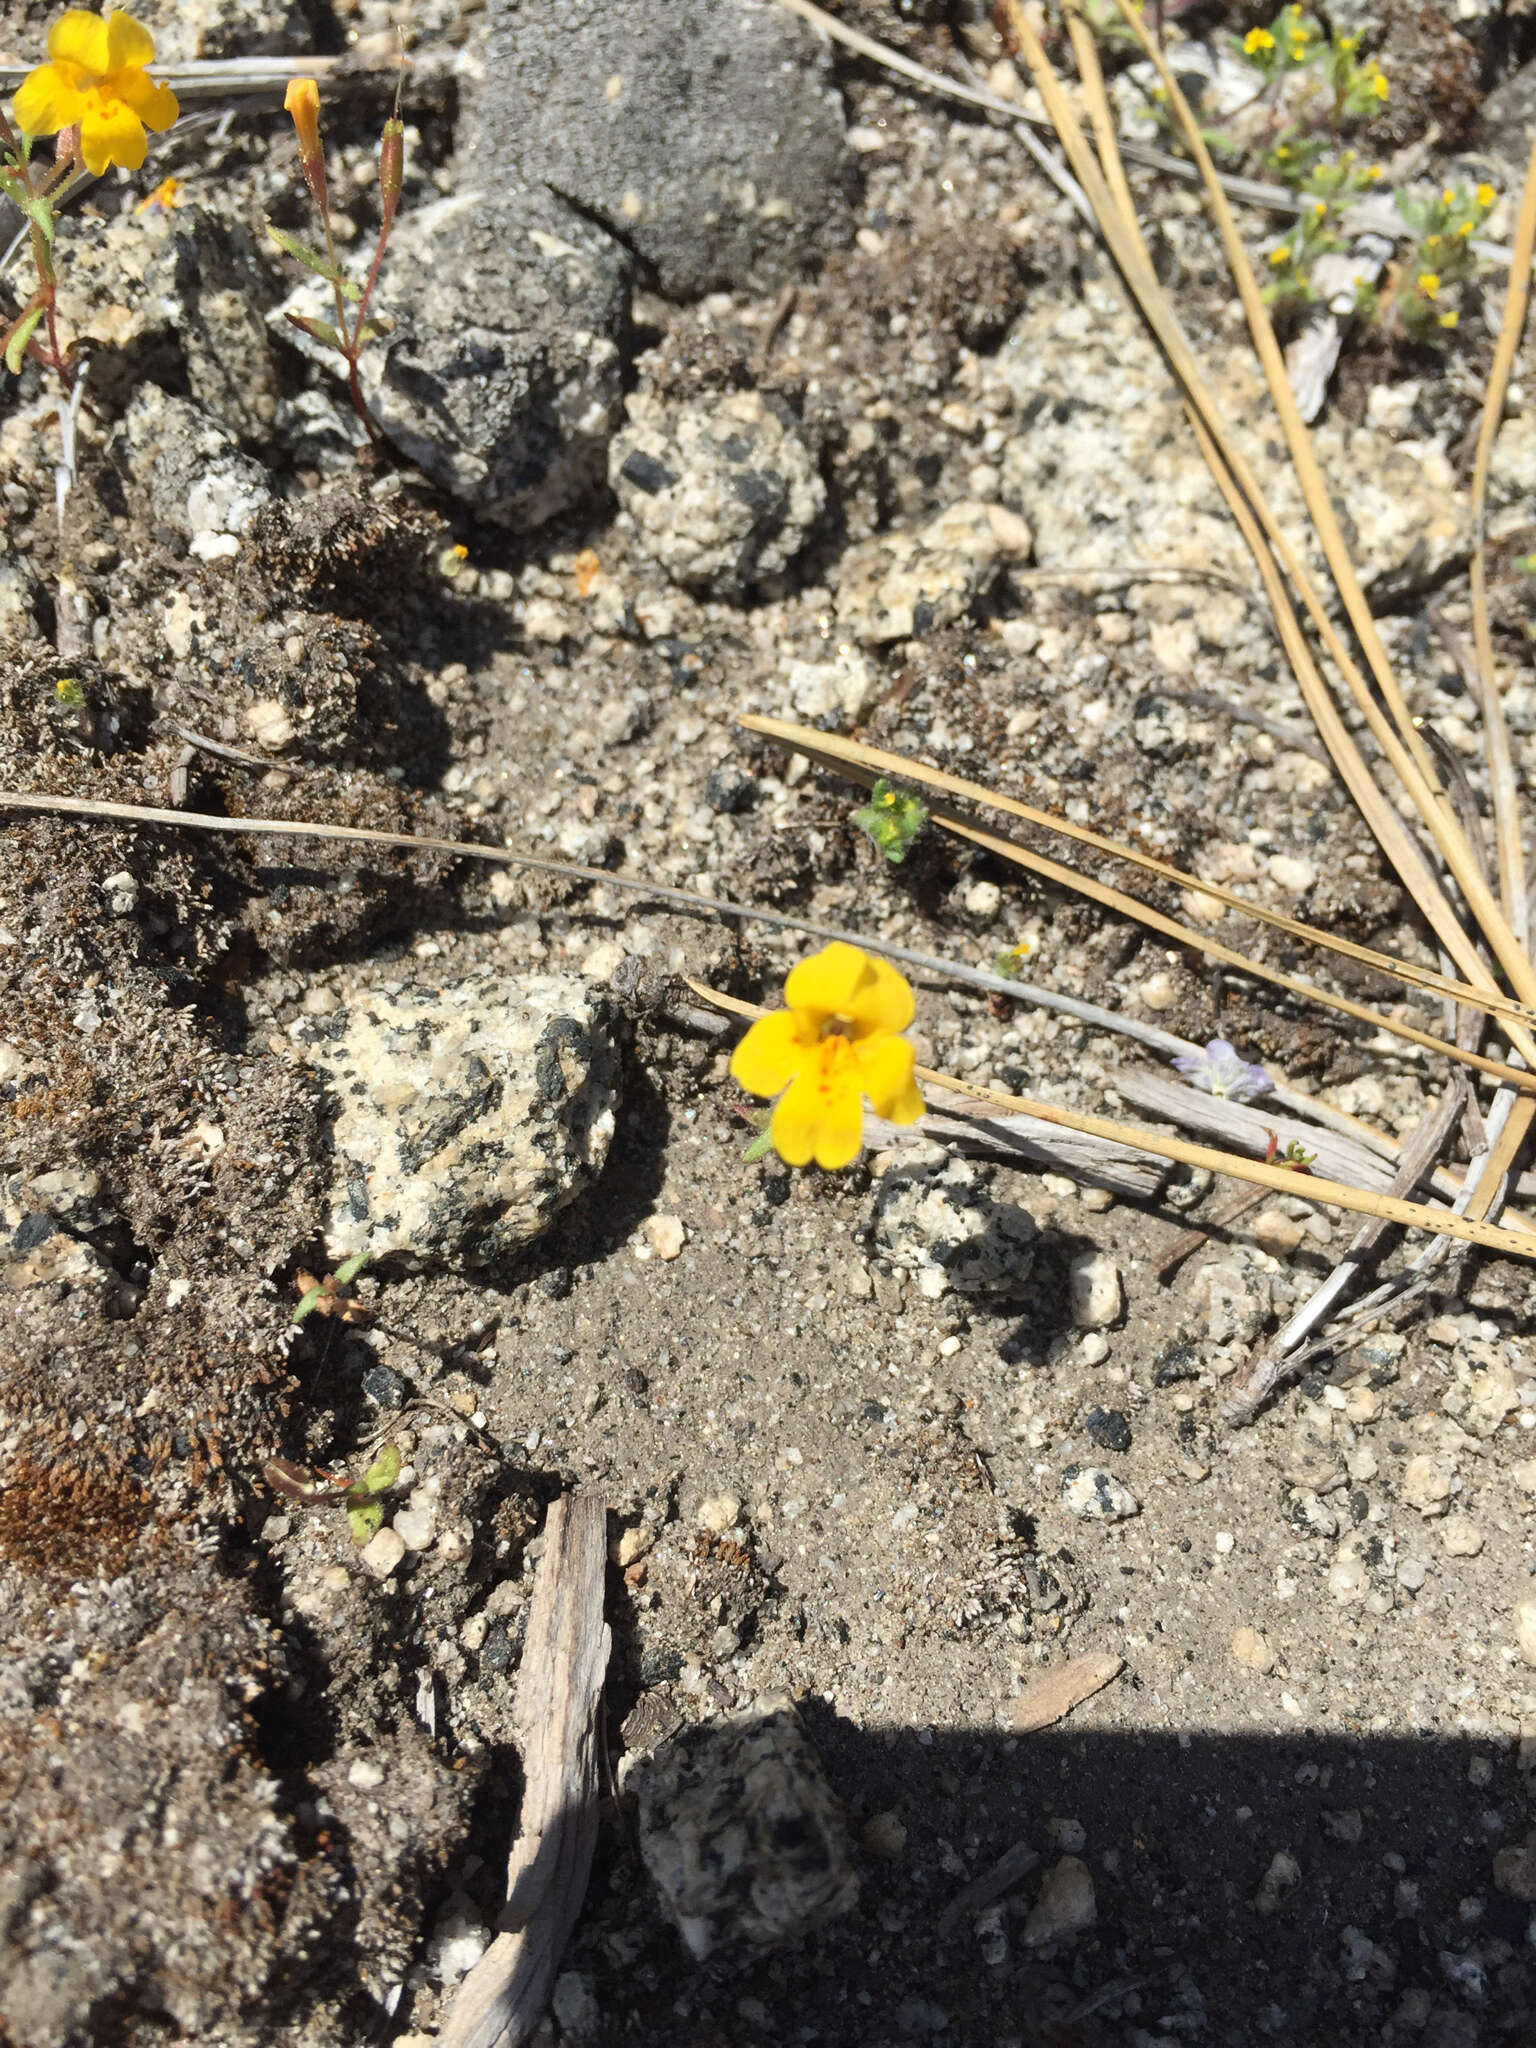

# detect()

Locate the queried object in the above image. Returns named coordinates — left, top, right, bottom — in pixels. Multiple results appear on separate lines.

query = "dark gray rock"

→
left=357, top=185, right=632, bottom=528
left=475, top=0, right=854, bottom=299
left=1479, top=59, right=1536, bottom=185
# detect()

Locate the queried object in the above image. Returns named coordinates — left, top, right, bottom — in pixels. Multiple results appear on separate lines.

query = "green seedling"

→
left=853, top=778, right=929, bottom=865
left=292, top=1249, right=372, bottom=1324
left=263, top=1442, right=402, bottom=1547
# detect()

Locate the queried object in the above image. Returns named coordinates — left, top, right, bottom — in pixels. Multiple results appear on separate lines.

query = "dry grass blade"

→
left=1098, top=0, right=1536, bottom=1027
left=740, top=716, right=1536, bottom=1096
left=1000, top=1, right=1536, bottom=1069
left=690, top=983, right=1536, bottom=1258
left=1467, top=137, right=1536, bottom=938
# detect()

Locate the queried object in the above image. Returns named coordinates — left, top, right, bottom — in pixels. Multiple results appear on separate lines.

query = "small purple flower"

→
left=1171, top=1038, right=1273, bottom=1102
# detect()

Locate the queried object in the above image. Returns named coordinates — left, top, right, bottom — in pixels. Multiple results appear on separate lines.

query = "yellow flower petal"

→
left=730, top=1009, right=810, bottom=1100
left=783, top=940, right=875, bottom=1023
left=103, top=8, right=156, bottom=73
left=113, top=65, right=178, bottom=130
left=852, top=1034, right=924, bottom=1124
left=79, top=95, right=146, bottom=173
left=49, top=9, right=112, bottom=73
left=13, top=61, right=86, bottom=134
left=770, top=1064, right=864, bottom=1170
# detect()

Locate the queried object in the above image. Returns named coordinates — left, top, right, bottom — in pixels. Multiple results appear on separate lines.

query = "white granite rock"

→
left=835, top=501, right=1026, bottom=644
left=297, top=973, right=620, bottom=1264
left=611, top=388, right=824, bottom=596
left=874, top=1154, right=1038, bottom=1299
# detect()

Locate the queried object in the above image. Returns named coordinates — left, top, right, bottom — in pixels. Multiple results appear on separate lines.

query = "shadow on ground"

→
left=464, top=1713, right=1534, bottom=2048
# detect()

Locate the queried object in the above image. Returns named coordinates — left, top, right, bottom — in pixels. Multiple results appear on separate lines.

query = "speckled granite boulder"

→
left=296, top=973, right=620, bottom=1264
left=874, top=1151, right=1038, bottom=1300
left=636, top=1694, right=857, bottom=1961
left=356, top=186, right=632, bottom=529
left=610, top=389, right=825, bottom=597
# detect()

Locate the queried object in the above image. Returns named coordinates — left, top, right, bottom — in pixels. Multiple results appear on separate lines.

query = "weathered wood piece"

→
left=1010, top=1652, right=1125, bottom=1734
left=438, top=1492, right=610, bottom=2048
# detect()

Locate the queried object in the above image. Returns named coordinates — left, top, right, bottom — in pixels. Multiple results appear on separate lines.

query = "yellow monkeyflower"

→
left=1418, top=271, right=1441, bottom=298
left=1476, top=183, right=1496, bottom=210
left=1244, top=27, right=1275, bottom=54
left=1457, top=219, right=1475, bottom=238
left=1372, top=70, right=1389, bottom=99
left=1268, top=243, right=1292, bottom=266
left=730, top=942, right=924, bottom=1169
left=12, top=9, right=177, bottom=175
left=1439, top=309, right=1459, bottom=329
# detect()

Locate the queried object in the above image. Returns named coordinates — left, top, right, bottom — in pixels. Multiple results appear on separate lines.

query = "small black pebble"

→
left=1153, top=1343, right=1200, bottom=1386
left=538, top=1266, right=573, bottom=1300
left=479, top=1624, right=514, bottom=1674
left=760, top=1173, right=791, bottom=1208
left=639, top=1646, right=684, bottom=1688
left=704, top=764, right=758, bottom=815
left=362, top=1365, right=406, bottom=1408
left=625, top=1367, right=649, bottom=1395
left=1350, top=1489, right=1370, bottom=1525
left=1085, top=1407, right=1132, bottom=1453
left=1179, top=1537, right=1192, bottom=1553
left=708, top=765, right=761, bottom=811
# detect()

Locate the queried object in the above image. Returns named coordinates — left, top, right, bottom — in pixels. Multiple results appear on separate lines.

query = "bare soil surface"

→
left=4, top=5, right=1536, bottom=2047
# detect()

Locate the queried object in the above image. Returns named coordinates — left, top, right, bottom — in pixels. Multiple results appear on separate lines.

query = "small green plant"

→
left=1384, top=181, right=1497, bottom=338
left=1115, top=6, right=1499, bottom=345
left=271, top=73, right=404, bottom=448
left=853, top=779, right=929, bottom=865
left=1263, top=1131, right=1317, bottom=1173
left=292, top=1249, right=372, bottom=1325
left=263, top=1442, right=402, bottom=1547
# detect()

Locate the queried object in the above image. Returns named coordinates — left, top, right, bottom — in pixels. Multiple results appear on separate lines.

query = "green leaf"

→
left=361, top=1444, right=401, bottom=1496
left=333, top=1251, right=372, bottom=1285
left=336, top=276, right=362, bottom=304
left=742, top=1130, right=775, bottom=1164
left=4, top=303, right=44, bottom=376
left=266, top=221, right=342, bottom=283
left=348, top=1500, right=384, bottom=1546
left=291, top=1282, right=327, bottom=1324
left=286, top=312, right=344, bottom=351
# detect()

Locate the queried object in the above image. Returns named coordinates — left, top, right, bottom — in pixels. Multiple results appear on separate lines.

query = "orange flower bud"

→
left=284, top=77, right=321, bottom=155
left=284, top=76, right=327, bottom=211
